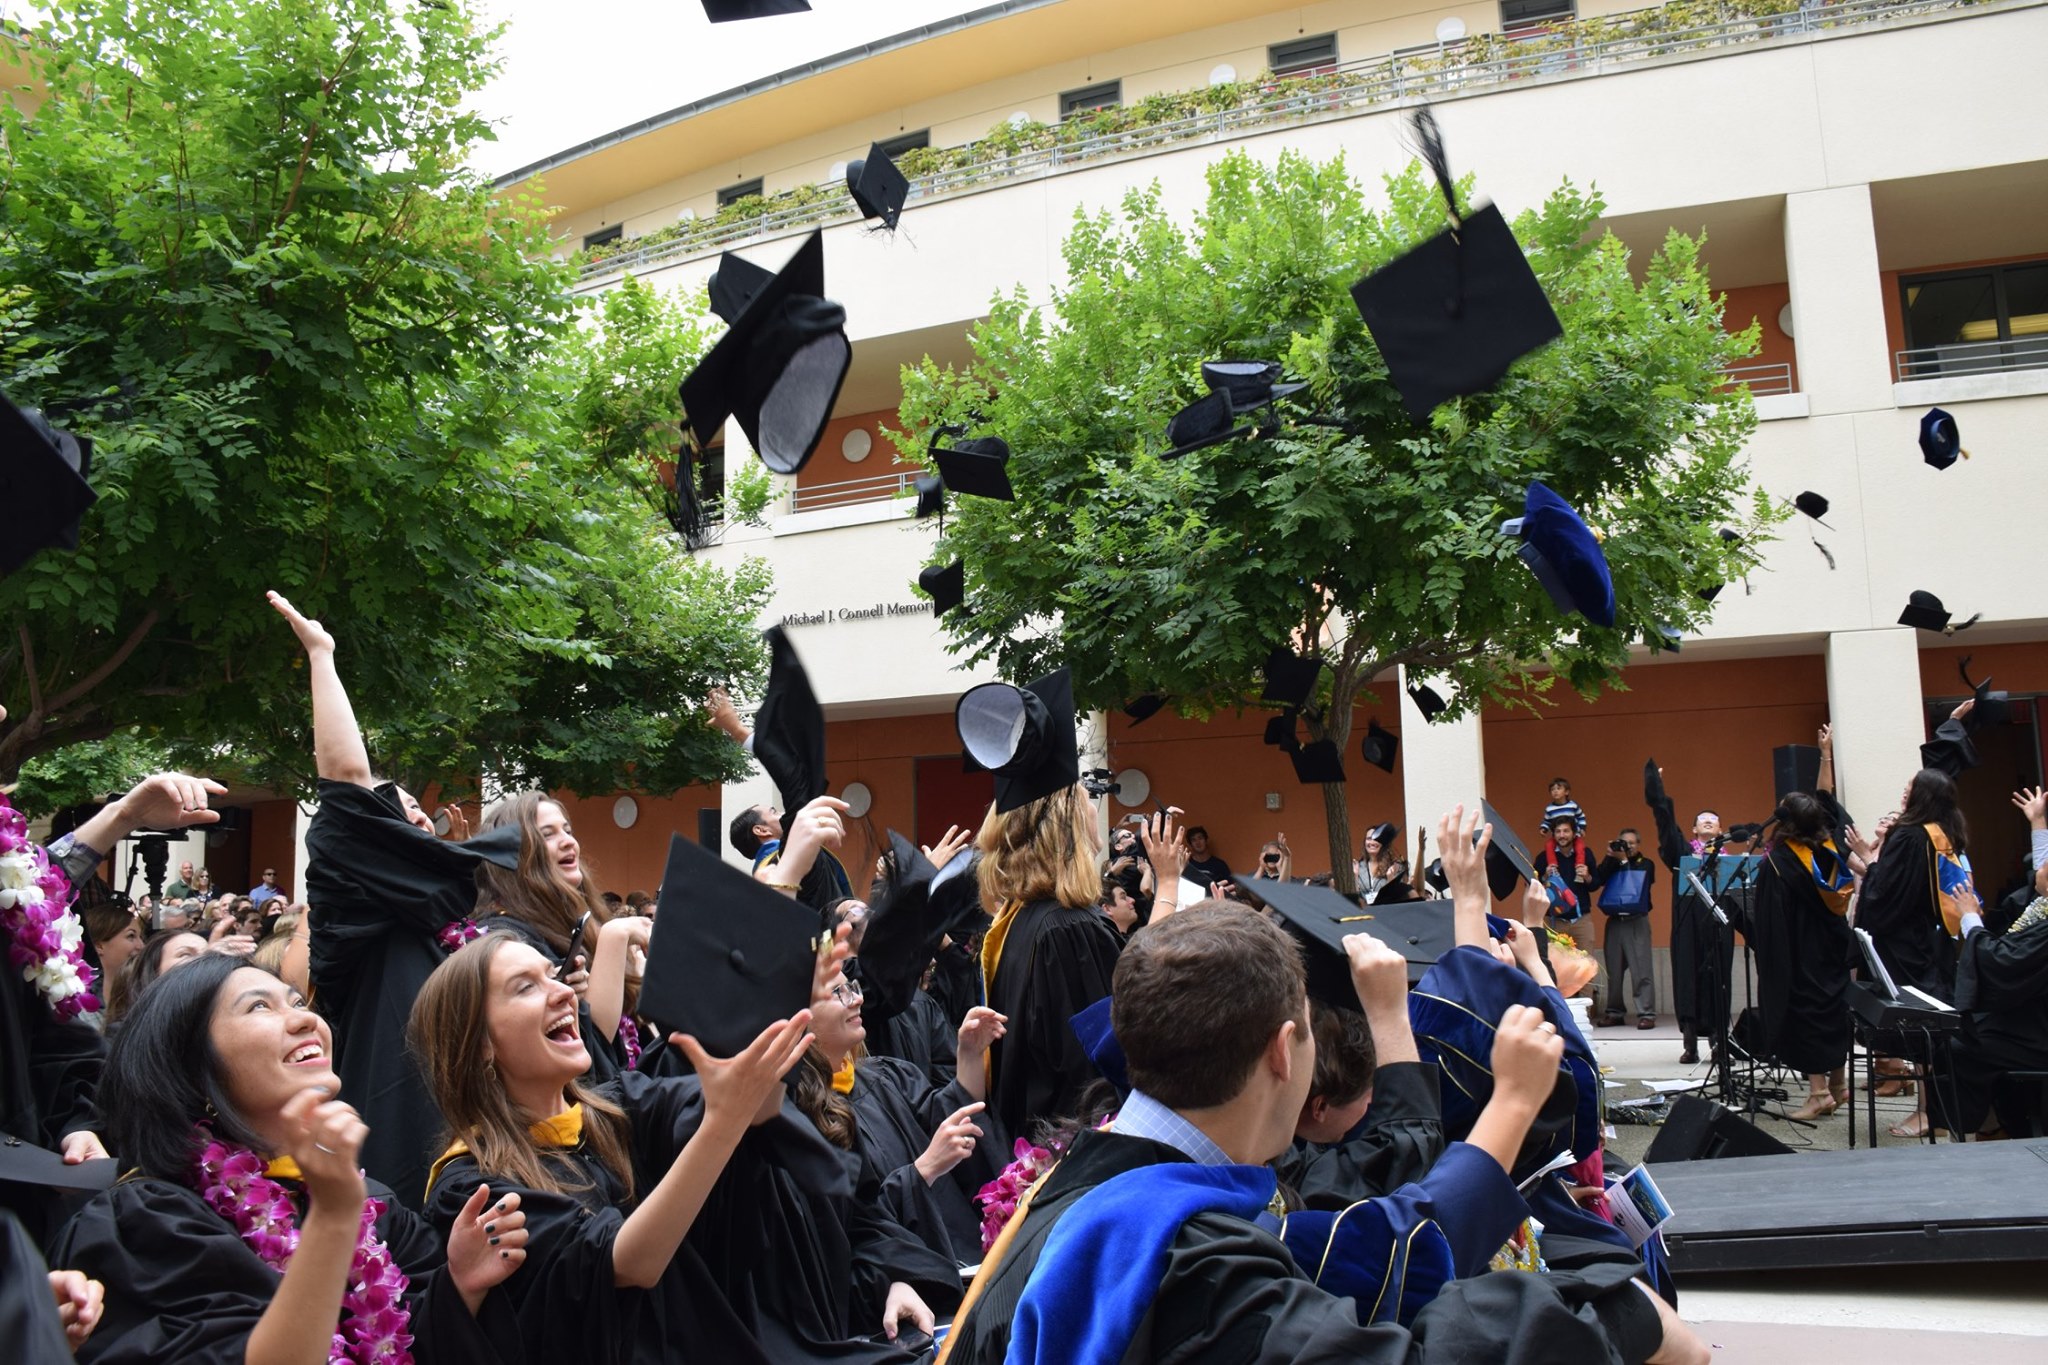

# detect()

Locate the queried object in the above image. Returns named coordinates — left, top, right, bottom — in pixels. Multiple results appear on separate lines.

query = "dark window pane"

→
left=2004, top=264, right=2048, bottom=339
left=1903, top=273, right=1997, bottom=349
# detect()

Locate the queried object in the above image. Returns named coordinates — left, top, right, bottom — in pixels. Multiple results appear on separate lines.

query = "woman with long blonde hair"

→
left=975, top=779, right=1123, bottom=1140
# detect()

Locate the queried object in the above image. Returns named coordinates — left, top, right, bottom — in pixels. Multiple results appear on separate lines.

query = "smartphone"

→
left=555, top=911, right=592, bottom=979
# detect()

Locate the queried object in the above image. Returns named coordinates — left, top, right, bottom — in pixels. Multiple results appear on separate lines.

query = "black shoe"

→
left=1679, top=1047, right=1700, bottom=1065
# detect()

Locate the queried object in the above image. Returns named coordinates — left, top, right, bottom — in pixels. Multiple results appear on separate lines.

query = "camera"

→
left=1608, top=838, right=1628, bottom=854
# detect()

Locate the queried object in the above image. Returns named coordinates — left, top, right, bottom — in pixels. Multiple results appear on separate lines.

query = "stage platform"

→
left=1649, top=1139, right=2048, bottom=1273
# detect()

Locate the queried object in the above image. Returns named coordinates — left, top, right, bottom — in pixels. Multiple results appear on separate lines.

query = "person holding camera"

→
left=1594, top=829, right=1659, bottom=1029
left=1104, top=822, right=1155, bottom=925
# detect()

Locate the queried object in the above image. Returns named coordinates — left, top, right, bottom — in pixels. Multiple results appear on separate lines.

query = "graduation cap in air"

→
left=845, top=143, right=910, bottom=230
left=1366, top=821, right=1399, bottom=849
left=1123, top=694, right=1167, bottom=725
left=1793, top=491, right=1832, bottom=527
left=933, top=433, right=1015, bottom=501
left=913, top=474, right=945, bottom=519
left=955, top=666, right=1080, bottom=813
left=1919, top=408, right=1968, bottom=470
left=1350, top=108, right=1562, bottom=423
left=919, top=559, right=964, bottom=617
left=754, top=626, right=826, bottom=811
left=1502, top=481, right=1615, bottom=628
left=1648, top=621, right=1682, bottom=654
left=1252, top=880, right=1459, bottom=1002
left=1480, top=798, right=1538, bottom=902
left=1958, top=656, right=2010, bottom=726
left=638, top=833, right=822, bottom=1056
left=678, top=231, right=849, bottom=476
left=1289, top=739, right=1346, bottom=786
left=1360, top=719, right=1399, bottom=773
left=1162, top=360, right=1304, bottom=458
left=1263, top=709, right=1300, bottom=749
left=854, top=831, right=941, bottom=1018
left=1699, top=527, right=1744, bottom=603
left=701, top=0, right=811, bottom=20
left=1408, top=681, right=1449, bottom=722
left=1899, top=589, right=1977, bottom=634
left=0, top=391, right=99, bottom=577
left=1260, top=646, right=1323, bottom=709
left=707, top=249, right=774, bottom=323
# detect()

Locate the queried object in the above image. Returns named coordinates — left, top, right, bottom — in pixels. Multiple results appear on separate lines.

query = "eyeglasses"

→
left=830, top=977, right=864, bottom=1007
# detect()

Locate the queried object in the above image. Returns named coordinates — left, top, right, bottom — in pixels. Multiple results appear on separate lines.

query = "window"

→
left=1059, top=80, right=1121, bottom=118
left=1268, top=33, right=1338, bottom=76
left=1900, top=260, right=2048, bottom=376
left=1501, top=0, right=1574, bottom=32
left=716, top=177, right=764, bottom=208
left=581, top=224, right=622, bottom=251
left=875, top=129, right=930, bottom=159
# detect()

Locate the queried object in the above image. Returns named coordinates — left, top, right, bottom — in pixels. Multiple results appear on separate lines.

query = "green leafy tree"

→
left=9, top=728, right=174, bottom=820
left=0, top=1, right=766, bottom=796
left=894, top=150, right=1778, bottom=891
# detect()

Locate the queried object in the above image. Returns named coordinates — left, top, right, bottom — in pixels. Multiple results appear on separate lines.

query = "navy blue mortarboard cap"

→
left=1919, top=408, right=1967, bottom=470
left=1502, top=481, right=1615, bottom=628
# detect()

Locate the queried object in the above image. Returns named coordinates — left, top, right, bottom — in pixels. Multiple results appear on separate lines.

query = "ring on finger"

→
left=314, top=1142, right=337, bottom=1154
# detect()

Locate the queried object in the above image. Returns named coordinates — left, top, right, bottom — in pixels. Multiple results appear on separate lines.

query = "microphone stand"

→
left=1687, top=849, right=1737, bottom=1109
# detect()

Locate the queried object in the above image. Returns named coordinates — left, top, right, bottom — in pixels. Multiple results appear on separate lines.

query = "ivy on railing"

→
left=570, top=0, right=1997, bottom=278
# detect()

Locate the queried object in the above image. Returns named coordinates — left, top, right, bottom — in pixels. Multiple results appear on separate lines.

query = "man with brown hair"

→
left=941, top=906, right=1706, bottom=1365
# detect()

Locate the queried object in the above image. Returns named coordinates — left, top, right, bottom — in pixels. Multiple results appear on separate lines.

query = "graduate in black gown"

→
left=1857, top=768, right=1965, bottom=1002
left=944, top=907, right=1700, bottom=1365
left=1941, top=859, right=2048, bottom=1135
left=274, top=591, right=526, bottom=1207
left=50, top=953, right=522, bottom=1364
left=1747, top=792, right=1855, bottom=1120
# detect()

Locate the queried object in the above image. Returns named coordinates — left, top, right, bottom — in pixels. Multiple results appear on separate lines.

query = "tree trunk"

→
left=1316, top=682, right=1358, bottom=897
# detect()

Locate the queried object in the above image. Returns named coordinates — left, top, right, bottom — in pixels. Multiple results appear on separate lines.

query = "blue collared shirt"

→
left=1110, top=1090, right=1280, bottom=1232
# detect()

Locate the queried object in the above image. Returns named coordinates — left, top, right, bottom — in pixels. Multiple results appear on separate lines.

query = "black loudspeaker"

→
left=697, top=807, right=722, bottom=851
left=1644, top=1095, right=1795, bottom=1164
left=1772, top=744, right=1821, bottom=801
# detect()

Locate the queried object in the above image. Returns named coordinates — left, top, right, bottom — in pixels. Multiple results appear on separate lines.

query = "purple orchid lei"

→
left=191, top=1126, right=414, bottom=1365
left=436, top=918, right=483, bottom=954
left=616, top=1014, right=643, bottom=1069
left=974, top=1112, right=1118, bottom=1253
left=0, top=793, right=99, bottom=1021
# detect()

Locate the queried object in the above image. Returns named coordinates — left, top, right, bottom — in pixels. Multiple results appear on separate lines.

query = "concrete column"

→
left=1082, top=709, right=1111, bottom=852
left=1824, top=628, right=1925, bottom=823
left=1398, top=667, right=1487, bottom=836
left=1782, top=185, right=1893, bottom=416
left=292, top=800, right=314, bottom=904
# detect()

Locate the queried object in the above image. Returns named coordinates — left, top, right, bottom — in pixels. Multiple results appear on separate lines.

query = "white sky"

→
left=470, top=0, right=993, bottom=179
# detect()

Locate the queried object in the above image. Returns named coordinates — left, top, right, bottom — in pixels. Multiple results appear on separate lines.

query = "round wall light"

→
left=1113, top=769, right=1151, bottom=809
left=841, top=782, right=874, bottom=819
left=841, top=426, right=873, bottom=463
left=1209, top=63, right=1237, bottom=85
left=613, top=795, right=640, bottom=829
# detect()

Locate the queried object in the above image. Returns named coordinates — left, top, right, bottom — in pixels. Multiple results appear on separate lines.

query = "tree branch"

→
left=46, top=608, right=161, bottom=715
left=17, top=626, right=44, bottom=718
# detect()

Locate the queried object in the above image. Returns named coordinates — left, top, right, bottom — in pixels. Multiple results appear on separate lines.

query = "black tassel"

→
left=1811, top=537, right=1835, bottom=570
left=1409, top=106, right=1461, bottom=230
left=1946, top=613, right=1982, bottom=635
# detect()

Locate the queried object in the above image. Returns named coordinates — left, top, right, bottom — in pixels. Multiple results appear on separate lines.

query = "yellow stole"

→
left=426, top=1104, right=586, bottom=1200
left=831, top=1057, right=857, bottom=1095
left=978, top=898, right=1026, bottom=1001
left=1787, top=839, right=1854, bottom=916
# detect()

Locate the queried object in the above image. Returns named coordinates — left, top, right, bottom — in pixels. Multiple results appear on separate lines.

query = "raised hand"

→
left=279, top=1086, right=369, bottom=1213
left=705, top=687, right=749, bottom=744
left=1141, top=809, right=1188, bottom=886
left=1520, top=877, right=1551, bottom=928
left=1505, top=921, right=1553, bottom=988
left=1490, top=1004, right=1566, bottom=1116
left=915, top=1101, right=986, bottom=1184
left=770, top=795, right=849, bottom=890
left=1342, top=930, right=1409, bottom=1019
left=2012, top=787, right=2048, bottom=828
left=115, top=772, right=228, bottom=832
left=267, top=590, right=336, bottom=656
left=438, top=805, right=473, bottom=842
left=675, top=1011, right=817, bottom=1133
left=447, top=1184, right=527, bottom=1313
left=921, top=823, right=972, bottom=870
left=1437, top=805, right=1489, bottom=905
left=1818, top=722, right=1833, bottom=756
left=956, top=1006, right=1007, bottom=1056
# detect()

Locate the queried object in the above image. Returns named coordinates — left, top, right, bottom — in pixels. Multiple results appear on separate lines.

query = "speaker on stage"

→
left=1645, top=1095, right=1795, bottom=1164
left=1773, top=744, right=1821, bottom=801
left=697, top=807, right=722, bottom=851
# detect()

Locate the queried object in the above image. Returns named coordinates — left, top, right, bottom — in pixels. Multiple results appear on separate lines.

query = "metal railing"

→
left=1894, top=335, right=2048, bottom=382
left=786, top=469, right=916, bottom=514
left=1718, top=360, right=1796, bottom=395
left=574, top=0, right=2009, bottom=285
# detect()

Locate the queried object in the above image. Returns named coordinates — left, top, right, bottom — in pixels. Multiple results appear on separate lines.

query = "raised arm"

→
left=587, top=915, right=651, bottom=1042
left=1438, top=805, right=1492, bottom=949
left=268, top=592, right=373, bottom=787
left=65, top=772, right=228, bottom=873
left=1643, top=760, right=1687, bottom=874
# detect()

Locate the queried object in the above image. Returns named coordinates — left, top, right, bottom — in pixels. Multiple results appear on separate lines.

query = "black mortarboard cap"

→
left=707, top=249, right=774, bottom=324
left=1898, top=589, right=1951, bottom=633
left=1958, top=656, right=2010, bottom=726
left=929, top=849, right=987, bottom=940
left=845, top=143, right=910, bottom=230
left=0, top=1137, right=117, bottom=1194
left=1260, top=646, right=1322, bottom=709
left=1201, top=360, right=1306, bottom=411
left=920, top=559, right=964, bottom=617
left=754, top=626, right=825, bottom=811
left=1360, top=719, right=1399, bottom=773
left=955, top=666, right=1079, bottom=813
left=1793, top=491, right=1831, bottom=525
left=1123, top=694, right=1166, bottom=725
left=1480, top=798, right=1537, bottom=902
left=1263, top=709, right=1300, bottom=749
left=1501, top=480, right=1616, bottom=628
left=933, top=435, right=1014, bottom=501
left=1253, top=880, right=1458, bottom=1002
left=913, top=474, right=945, bottom=519
left=701, top=0, right=811, bottom=20
left=0, top=392, right=99, bottom=577
left=678, top=231, right=849, bottom=476
left=1351, top=199, right=1563, bottom=422
left=1162, top=389, right=1240, bottom=459
left=1289, top=738, right=1346, bottom=786
left=1408, top=681, right=1448, bottom=721
left=640, top=834, right=821, bottom=1056
left=855, top=831, right=939, bottom=1017
left=1919, top=408, right=1967, bottom=470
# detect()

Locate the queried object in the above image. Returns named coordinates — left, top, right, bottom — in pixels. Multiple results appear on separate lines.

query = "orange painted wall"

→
left=1106, top=704, right=1409, bottom=879
left=1720, top=282, right=1798, bottom=391
left=793, top=408, right=918, bottom=504
left=246, top=798, right=301, bottom=900
left=554, top=783, right=724, bottom=898
left=1916, top=640, right=2048, bottom=700
left=1481, top=654, right=1831, bottom=945
left=1879, top=250, right=2048, bottom=368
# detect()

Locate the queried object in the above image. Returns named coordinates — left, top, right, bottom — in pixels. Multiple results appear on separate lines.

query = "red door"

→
left=914, top=756, right=994, bottom=850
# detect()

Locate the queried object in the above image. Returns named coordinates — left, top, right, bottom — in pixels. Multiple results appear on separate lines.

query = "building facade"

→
left=501, top=0, right=2048, bottom=936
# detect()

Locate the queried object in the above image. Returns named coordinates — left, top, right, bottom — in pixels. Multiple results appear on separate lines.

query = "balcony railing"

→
left=573, top=0, right=2010, bottom=285
left=1894, top=336, right=2048, bottom=382
left=1718, top=361, right=1796, bottom=396
left=787, top=469, right=917, bottom=514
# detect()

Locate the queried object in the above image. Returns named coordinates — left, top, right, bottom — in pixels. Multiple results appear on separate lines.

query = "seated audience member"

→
left=1940, top=794, right=2048, bottom=1137
left=51, top=952, right=523, bottom=1364
left=942, top=906, right=1705, bottom=1364
left=1252, top=837, right=1292, bottom=884
left=163, top=860, right=200, bottom=900
left=1099, top=876, right=1140, bottom=936
left=1103, top=823, right=1155, bottom=923
left=1181, top=825, right=1232, bottom=891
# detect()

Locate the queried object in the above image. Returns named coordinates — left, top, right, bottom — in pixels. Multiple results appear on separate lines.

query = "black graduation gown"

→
left=1856, top=824, right=1955, bottom=1001
left=0, top=959, right=104, bottom=1243
left=925, top=941, right=982, bottom=1031
left=985, top=899, right=1122, bottom=1142
left=848, top=1055, right=1009, bottom=1266
left=943, top=1129, right=1666, bottom=1365
left=1748, top=845, right=1853, bottom=1075
left=1645, top=762, right=1732, bottom=1040
left=1941, top=915, right=2048, bottom=1133
left=49, top=1173, right=519, bottom=1365
left=862, top=990, right=958, bottom=1087
left=305, top=779, right=521, bottom=1208
left=2, top=1210, right=73, bottom=1365
left=1272, top=1061, right=1444, bottom=1212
